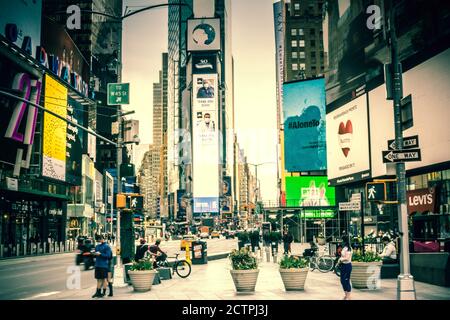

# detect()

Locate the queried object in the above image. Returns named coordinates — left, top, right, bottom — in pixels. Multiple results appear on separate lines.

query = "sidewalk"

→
left=30, top=253, right=450, bottom=300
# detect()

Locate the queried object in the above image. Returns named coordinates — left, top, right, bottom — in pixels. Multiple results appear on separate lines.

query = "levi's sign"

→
left=387, top=135, right=419, bottom=150
left=382, top=149, right=421, bottom=163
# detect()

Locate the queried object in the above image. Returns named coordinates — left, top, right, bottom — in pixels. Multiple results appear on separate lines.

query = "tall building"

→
left=284, top=0, right=326, bottom=81
left=138, top=146, right=161, bottom=218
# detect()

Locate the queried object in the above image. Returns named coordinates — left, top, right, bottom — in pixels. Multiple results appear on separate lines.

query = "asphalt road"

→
left=0, top=237, right=237, bottom=300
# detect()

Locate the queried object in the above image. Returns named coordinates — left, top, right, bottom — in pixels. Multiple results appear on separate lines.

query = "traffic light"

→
left=116, top=194, right=126, bottom=208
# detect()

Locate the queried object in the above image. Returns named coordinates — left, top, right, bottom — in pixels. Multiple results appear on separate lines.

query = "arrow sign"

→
left=387, top=135, right=419, bottom=150
left=382, top=149, right=421, bottom=163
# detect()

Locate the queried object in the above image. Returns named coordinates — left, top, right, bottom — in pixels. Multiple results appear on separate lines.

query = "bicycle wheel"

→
left=317, top=256, right=334, bottom=273
left=174, top=260, right=191, bottom=278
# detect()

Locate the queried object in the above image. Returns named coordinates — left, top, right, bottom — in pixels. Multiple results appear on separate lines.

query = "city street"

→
left=0, top=238, right=237, bottom=300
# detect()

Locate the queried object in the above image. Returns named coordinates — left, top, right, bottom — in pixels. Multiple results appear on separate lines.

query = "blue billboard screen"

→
left=282, top=78, right=327, bottom=172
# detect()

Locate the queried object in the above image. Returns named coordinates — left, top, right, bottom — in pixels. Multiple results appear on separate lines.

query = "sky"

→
left=122, top=0, right=278, bottom=201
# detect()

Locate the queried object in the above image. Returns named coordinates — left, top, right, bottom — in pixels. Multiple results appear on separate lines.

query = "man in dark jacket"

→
left=92, top=235, right=112, bottom=298
left=135, top=238, right=149, bottom=261
left=282, top=230, right=294, bottom=255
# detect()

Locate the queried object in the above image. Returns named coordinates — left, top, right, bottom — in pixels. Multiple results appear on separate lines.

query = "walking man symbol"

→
left=368, top=186, right=376, bottom=199
left=131, top=198, right=137, bottom=208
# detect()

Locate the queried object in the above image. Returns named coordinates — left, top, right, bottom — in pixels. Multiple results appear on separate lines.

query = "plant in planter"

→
left=350, top=250, right=382, bottom=289
left=279, top=255, right=309, bottom=291
left=128, top=258, right=158, bottom=292
left=229, top=248, right=259, bottom=292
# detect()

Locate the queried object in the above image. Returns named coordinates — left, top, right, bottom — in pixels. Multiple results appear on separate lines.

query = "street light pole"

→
left=388, top=7, right=416, bottom=300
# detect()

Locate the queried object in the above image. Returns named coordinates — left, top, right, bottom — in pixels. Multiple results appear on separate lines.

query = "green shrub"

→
left=279, top=255, right=308, bottom=269
left=129, top=258, right=154, bottom=271
left=229, top=248, right=258, bottom=270
left=352, top=249, right=382, bottom=262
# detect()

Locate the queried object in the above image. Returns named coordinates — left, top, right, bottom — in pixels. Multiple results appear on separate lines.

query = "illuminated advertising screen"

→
left=192, top=74, right=219, bottom=214
left=66, top=97, right=86, bottom=185
left=285, top=176, right=336, bottom=207
left=42, top=74, right=67, bottom=181
left=282, top=78, right=327, bottom=172
left=326, top=94, right=370, bottom=185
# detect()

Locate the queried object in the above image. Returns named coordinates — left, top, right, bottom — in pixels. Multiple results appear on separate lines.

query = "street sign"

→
left=382, top=149, right=421, bottom=163
left=351, top=193, right=361, bottom=202
left=387, top=135, right=419, bottom=150
left=107, top=83, right=130, bottom=105
left=339, top=202, right=361, bottom=211
left=366, top=182, right=386, bottom=201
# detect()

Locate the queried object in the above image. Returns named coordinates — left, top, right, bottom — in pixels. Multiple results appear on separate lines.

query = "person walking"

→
left=104, top=239, right=115, bottom=297
left=92, top=234, right=112, bottom=298
left=338, top=236, right=353, bottom=300
left=282, top=230, right=294, bottom=255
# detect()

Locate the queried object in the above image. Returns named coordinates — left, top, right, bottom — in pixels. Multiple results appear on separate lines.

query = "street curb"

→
left=207, top=252, right=230, bottom=261
left=0, top=252, right=76, bottom=264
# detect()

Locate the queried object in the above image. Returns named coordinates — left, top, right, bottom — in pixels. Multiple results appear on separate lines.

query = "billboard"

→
left=192, top=53, right=217, bottom=74
left=42, top=74, right=67, bottom=181
left=0, top=0, right=42, bottom=59
left=285, top=176, right=336, bottom=207
left=326, top=94, right=370, bottom=185
left=187, top=18, right=221, bottom=52
left=282, top=78, right=327, bottom=171
left=66, top=98, right=85, bottom=185
left=368, top=48, right=450, bottom=178
left=222, top=176, right=232, bottom=196
left=192, top=74, right=219, bottom=214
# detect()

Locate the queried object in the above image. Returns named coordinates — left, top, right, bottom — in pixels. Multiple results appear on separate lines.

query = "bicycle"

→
left=152, top=253, right=192, bottom=278
left=303, top=249, right=334, bottom=273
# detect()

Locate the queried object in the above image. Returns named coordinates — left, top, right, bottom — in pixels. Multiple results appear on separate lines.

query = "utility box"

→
left=191, top=240, right=207, bottom=265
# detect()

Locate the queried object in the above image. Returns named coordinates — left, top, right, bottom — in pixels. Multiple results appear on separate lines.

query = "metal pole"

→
left=388, top=8, right=416, bottom=300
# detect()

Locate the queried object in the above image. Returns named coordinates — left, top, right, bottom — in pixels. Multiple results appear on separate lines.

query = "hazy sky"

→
left=122, top=0, right=278, bottom=201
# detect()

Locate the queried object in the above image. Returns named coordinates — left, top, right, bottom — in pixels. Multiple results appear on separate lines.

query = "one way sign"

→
left=382, top=149, right=421, bottom=163
left=387, top=135, right=419, bottom=150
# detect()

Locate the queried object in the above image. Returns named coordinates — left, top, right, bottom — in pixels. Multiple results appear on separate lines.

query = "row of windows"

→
left=291, top=64, right=325, bottom=72
left=291, top=51, right=324, bottom=60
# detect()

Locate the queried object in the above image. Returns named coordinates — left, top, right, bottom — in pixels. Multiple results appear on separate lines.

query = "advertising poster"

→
left=42, top=74, right=67, bottom=181
left=220, top=196, right=231, bottom=213
left=326, top=94, right=370, bottom=185
left=66, top=97, right=85, bottom=185
left=187, top=18, right=221, bottom=52
left=283, top=78, right=327, bottom=171
left=222, top=176, right=231, bottom=196
left=192, top=54, right=217, bottom=74
left=192, top=74, right=219, bottom=214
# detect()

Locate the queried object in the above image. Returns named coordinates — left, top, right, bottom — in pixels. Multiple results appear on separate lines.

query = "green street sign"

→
left=107, top=83, right=130, bottom=105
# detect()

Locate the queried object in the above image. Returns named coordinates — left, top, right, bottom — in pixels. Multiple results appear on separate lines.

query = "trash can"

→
left=191, top=240, right=207, bottom=265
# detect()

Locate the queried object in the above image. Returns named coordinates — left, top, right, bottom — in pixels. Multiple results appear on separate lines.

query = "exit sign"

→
left=107, top=83, right=130, bottom=105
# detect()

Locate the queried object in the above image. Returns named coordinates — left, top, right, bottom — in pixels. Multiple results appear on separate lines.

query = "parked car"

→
left=180, top=234, right=197, bottom=250
left=211, top=230, right=221, bottom=239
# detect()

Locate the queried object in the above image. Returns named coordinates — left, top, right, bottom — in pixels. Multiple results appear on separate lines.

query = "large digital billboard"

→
left=66, top=97, right=86, bottom=185
left=326, top=94, right=370, bottom=185
left=285, top=176, right=336, bottom=207
left=42, top=74, right=67, bottom=181
left=282, top=78, right=327, bottom=172
left=192, top=74, right=219, bottom=214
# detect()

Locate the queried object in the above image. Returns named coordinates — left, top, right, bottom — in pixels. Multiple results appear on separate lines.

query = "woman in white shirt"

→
left=338, top=236, right=353, bottom=300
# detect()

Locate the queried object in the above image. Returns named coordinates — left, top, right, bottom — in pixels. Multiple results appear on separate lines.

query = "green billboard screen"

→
left=285, top=176, right=336, bottom=218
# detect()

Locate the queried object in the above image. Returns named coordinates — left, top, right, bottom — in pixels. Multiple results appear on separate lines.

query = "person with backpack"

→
left=134, top=238, right=149, bottom=262
left=92, top=234, right=112, bottom=298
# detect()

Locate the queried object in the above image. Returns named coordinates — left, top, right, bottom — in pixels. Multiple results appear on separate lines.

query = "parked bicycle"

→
left=145, top=252, right=192, bottom=278
left=302, top=247, right=334, bottom=273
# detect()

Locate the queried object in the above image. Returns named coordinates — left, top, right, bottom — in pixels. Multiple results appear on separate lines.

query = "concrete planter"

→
left=279, top=268, right=309, bottom=291
left=128, top=270, right=158, bottom=292
left=230, top=269, right=259, bottom=292
left=350, top=262, right=382, bottom=289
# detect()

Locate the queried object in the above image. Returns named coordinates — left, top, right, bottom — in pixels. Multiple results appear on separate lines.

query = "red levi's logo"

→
left=338, top=120, right=353, bottom=157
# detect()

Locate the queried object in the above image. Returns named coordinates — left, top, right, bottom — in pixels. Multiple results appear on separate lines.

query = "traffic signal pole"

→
left=388, top=8, right=416, bottom=300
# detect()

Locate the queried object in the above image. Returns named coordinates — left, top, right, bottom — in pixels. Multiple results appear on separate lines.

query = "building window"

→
left=292, top=52, right=298, bottom=59
left=299, top=51, right=305, bottom=59
left=310, top=40, right=316, bottom=47
left=291, top=28, right=297, bottom=36
left=294, top=3, right=300, bottom=10
left=311, top=51, right=316, bottom=58
left=292, top=63, right=298, bottom=71
left=299, top=63, right=306, bottom=70
left=291, top=40, right=298, bottom=47
left=299, top=40, right=305, bottom=47
left=312, top=66, right=317, bottom=73
left=299, top=28, right=304, bottom=36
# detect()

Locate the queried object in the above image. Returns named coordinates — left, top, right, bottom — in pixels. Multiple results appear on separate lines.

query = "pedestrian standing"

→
left=92, top=234, right=112, bottom=298
left=104, top=240, right=115, bottom=297
left=338, top=236, right=353, bottom=300
left=282, top=230, right=293, bottom=255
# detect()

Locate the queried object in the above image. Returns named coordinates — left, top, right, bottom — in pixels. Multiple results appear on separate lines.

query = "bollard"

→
left=185, top=243, right=191, bottom=264
left=0, top=244, right=3, bottom=258
left=265, top=246, right=271, bottom=262
left=59, top=242, right=62, bottom=253
left=16, top=244, right=20, bottom=256
left=44, top=243, right=47, bottom=254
